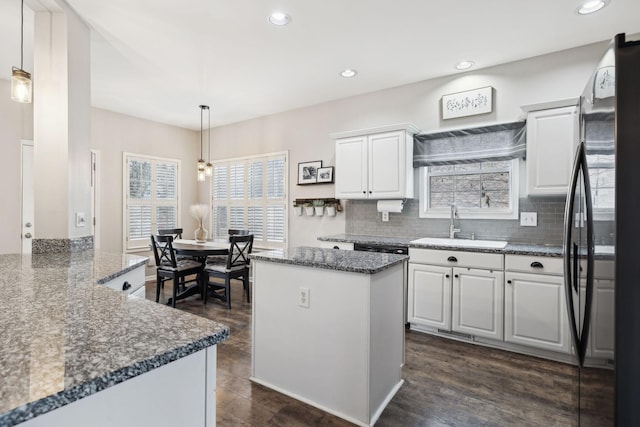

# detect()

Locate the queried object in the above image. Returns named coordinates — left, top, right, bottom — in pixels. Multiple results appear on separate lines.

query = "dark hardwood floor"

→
left=147, top=280, right=583, bottom=426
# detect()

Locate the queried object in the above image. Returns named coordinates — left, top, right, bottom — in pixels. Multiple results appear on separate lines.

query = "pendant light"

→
left=197, top=105, right=209, bottom=182
left=11, top=0, right=32, bottom=103
left=205, top=106, right=213, bottom=177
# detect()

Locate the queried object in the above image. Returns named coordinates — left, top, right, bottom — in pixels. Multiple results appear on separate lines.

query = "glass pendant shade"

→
left=205, top=162, right=213, bottom=177
left=197, top=169, right=206, bottom=182
left=11, top=68, right=32, bottom=103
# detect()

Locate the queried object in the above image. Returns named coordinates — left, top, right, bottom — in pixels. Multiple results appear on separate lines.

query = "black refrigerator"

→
left=564, top=33, right=640, bottom=426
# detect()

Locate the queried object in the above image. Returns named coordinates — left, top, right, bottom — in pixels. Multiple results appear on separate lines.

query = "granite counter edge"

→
left=251, top=253, right=408, bottom=274
left=0, top=328, right=230, bottom=427
left=95, top=256, right=150, bottom=285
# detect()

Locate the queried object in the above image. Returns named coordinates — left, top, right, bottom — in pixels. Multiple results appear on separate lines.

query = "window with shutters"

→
left=123, top=153, right=180, bottom=251
left=212, top=152, right=288, bottom=249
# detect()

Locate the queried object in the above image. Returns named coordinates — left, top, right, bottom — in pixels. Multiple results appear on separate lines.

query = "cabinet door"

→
left=408, top=263, right=451, bottom=330
left=590, top=279, right=614, bottom=360
left=526, top=105, right=579, bottom=196
left=335, top=136, right=368, bottom=199
left=368, top=131, right=406, bottom=198
left=504, top=272, right=571, bottom=353
left=452, top=268, right=504, bottom=340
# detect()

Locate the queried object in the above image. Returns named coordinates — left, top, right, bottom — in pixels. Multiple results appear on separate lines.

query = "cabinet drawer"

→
left=101, top=266, right=145, bottom=294
left=319, top=241, right=354, bottom=250
left=409, top=248, right=503, bottom=270
left=505, top=255, right=563, bottom=275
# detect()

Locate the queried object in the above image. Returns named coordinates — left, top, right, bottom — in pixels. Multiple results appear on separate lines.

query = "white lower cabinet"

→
left=408, top=249, right=503, bottom=339
left=504, top=271, right=571, bottom=353
left=589, top=277, right=615, bottom=360
left=408, top=263, right=452, bottom=330
left=452, top=267, right=504, bottom=340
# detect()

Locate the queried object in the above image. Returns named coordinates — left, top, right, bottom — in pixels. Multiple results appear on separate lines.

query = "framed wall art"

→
left=316, top=167, right=334, bottom=183
left=442, top=86, right=493, bottom=120
left=298, top=160, right=322, bottom=185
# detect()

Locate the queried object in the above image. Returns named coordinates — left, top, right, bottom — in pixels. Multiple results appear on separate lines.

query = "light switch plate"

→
left=76, top=212, right=86, bottom=227
left=520, top=212, right=537, bottom=227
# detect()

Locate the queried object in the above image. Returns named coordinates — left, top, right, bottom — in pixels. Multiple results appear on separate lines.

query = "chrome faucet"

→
left=449, top=204, right=461, bottom=239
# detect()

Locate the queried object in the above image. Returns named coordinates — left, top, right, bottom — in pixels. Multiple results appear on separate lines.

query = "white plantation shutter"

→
left=124, top=154, right=180, bottom=251
left=248, top=206, right=264, bottom=240
left=128, top=205, right=152, bottom=239
left=267, top=158, right=285, bottom=199
left=267, top=205, right=285, bottom=242
left=229, top=164, right=245, bottom=199
left=211, top=152, right=288, bottom=248
left=248, top=161, right=263, bottom=199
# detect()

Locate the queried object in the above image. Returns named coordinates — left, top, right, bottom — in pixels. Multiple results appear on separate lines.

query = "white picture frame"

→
left=442, top=86, right=493, bottom=120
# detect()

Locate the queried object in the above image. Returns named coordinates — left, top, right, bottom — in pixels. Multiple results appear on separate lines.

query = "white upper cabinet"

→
left=525, top=104, right=579, bottom=196
left=332, top=124, right=419, bottom=199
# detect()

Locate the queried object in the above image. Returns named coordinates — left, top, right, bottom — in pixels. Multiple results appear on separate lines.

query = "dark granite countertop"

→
left=0, top=251, right=229, bottom=427
left=318, top=234, right=614, bottom=260
left=250, top=246, right=408, bottom=274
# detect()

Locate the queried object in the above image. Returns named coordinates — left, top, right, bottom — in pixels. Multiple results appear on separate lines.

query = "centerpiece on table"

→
left=190, top=204, right=209, bottom=243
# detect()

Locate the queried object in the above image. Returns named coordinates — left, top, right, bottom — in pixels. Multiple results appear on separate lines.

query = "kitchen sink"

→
left=410, top=237, right=508, bottom=249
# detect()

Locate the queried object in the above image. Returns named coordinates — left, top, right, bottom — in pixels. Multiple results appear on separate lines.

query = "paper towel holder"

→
left=376, top=199, right=405, bottom=213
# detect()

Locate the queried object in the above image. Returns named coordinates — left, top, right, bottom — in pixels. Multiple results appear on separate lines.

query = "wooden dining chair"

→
left=228, top=229, right=250, bottom=236
left=205, top=229, right=250, bottom=264
left=150, top=235, right=204, bottom=308
left=202, top=234, right=254, bottom=309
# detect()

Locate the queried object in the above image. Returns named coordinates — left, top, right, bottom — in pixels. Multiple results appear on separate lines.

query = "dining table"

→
left=168, top=238, right=230, bottom=305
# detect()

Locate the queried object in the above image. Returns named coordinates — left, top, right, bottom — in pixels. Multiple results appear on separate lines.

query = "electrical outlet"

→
left=520, top=212, right=537, bottom=227
left=381, top=211, right=389, bottom=222
left=298, top=287, right=310, bottom=308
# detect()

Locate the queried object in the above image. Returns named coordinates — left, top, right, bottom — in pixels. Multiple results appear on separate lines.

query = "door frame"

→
left=21, top=140, right=34, bottom=254
left=91, top=149, right=101, bottom=250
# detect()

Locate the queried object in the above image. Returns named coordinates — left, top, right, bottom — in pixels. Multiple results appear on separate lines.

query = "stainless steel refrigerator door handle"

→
left=563, top=142, right=583, bottom=367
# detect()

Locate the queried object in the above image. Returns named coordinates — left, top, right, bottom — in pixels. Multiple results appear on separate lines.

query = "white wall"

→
left=0, top=79, right=33, bottom=254
left=210, top=40, right=610, bottom=248
left=0, top=38, right=613, bottom=254
left=90, top=108, right=199, bottom=253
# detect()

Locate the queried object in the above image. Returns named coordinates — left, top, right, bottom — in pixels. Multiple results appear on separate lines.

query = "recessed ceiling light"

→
left=455, top=61, right=475, bottom=70
left=340, top=69, right=358, bottom=78
left=577, top=0, right=608, bottom=15
left=268, top=12, right=291, bottom=26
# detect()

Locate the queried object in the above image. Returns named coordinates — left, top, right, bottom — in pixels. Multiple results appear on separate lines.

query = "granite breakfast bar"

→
left=250, top=247, right=408, bottom=427
left=0, top=251, right=229, bottom=427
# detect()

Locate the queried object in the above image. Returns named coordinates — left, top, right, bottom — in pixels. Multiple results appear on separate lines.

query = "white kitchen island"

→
left=250, top=247, right=407, bottom=427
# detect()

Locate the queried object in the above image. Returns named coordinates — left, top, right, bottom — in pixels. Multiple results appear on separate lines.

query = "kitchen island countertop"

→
left=0, top=251, right=229, bottom=427
left=250, top=246, right=408, bottom=274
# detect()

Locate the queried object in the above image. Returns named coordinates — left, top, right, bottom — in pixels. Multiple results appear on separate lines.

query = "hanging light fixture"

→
left=197, top=105, right=209, bottom=182
left=205, top=105, right=213, bottom=177
left=11, top=0, right=32, bottom=103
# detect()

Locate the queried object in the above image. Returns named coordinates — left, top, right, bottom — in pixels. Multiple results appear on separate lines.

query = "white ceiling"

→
left=1, top=0, right=640, bottom=130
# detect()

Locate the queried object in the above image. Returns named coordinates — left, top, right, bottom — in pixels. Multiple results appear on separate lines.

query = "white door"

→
left=452, top=268, right=504, bottom=340
left=335, top=136, right=368, bottom=199
left=408, top=263, right=452, bottom=330
left=21, top=142, right=34, bottom=254
left=368, top=131, right=403, bottom=198
left=504, top=272, right=571, bottom=353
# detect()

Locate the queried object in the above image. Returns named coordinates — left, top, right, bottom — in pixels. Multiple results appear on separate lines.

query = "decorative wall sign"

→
left=442, top=86, right=493, bottom=120
left=316, top=167, right=334, bottom=183
left=593, top=66, right=615, bottom=100
left=297, top=160, right=322, bottom=185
